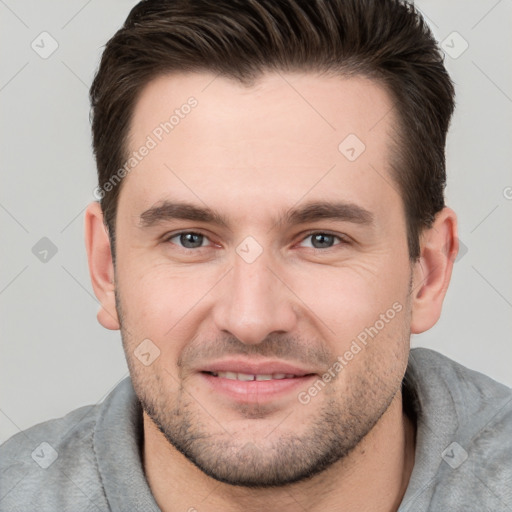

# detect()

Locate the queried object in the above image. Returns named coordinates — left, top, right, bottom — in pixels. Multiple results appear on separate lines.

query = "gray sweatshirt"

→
left=1, top=348, right=511, bottom=511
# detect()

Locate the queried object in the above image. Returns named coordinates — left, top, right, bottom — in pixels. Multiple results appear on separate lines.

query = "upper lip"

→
left=199, top=359, right=317, bottom=376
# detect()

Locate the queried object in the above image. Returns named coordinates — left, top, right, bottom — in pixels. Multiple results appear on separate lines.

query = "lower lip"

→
left=200, top=372, right=317, bottom=402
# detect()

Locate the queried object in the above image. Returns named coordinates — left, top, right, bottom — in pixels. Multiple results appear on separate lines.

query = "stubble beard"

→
left=115, top=288, right=410, bottom=488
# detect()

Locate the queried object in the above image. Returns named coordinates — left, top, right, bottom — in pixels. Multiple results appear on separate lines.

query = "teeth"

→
left=237, top=373, right=255, bottom=381
left=213, top=372, right=297, bottom=381
left=255, top=374, right=272, bottom=381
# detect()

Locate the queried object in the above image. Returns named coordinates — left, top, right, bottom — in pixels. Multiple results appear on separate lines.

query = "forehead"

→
left=120, top=71, right=401, bottom=224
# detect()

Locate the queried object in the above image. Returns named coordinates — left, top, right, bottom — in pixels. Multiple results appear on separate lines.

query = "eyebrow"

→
left=280, top=200, right=373, bottom=227
left=139, top=201, right=229, bottom=229
left=139, top=199, right=374, bottom=229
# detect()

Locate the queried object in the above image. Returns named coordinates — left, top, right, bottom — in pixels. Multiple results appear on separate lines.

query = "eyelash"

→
left=300, top=230, right=350, bottom=249
left=163, top=230, right=350, bottom=251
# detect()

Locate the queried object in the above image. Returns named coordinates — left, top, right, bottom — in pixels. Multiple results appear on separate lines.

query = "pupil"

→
left=312, top=234, right=333, bottom=248
left=181, top=233, right=202, bottom=248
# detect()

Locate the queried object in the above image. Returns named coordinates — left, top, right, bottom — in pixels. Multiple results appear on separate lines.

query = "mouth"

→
left=198, top=360, right=318, bottom=403
left=203, top=371, right=310, bottom=381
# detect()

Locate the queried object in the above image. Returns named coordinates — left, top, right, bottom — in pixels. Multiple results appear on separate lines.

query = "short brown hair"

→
left=90, top=0, right=455, bottom=260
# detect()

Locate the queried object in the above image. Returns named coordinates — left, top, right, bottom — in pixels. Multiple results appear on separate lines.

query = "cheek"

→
left=117, top=262, right=219, bottom=343
left=289, top=257, right=408, bottom=343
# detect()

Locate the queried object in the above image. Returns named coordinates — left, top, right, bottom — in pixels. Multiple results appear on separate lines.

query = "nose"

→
left=212, top=250, right=298, bottom=345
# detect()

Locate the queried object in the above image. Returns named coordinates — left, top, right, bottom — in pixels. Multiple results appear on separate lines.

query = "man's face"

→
left=113, top=72, right=413, bottom=486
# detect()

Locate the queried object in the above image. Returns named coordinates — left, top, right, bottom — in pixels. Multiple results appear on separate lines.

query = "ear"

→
left=84, top=202, right=120, bottom=330
left=410, top=207, right=458, bottom=334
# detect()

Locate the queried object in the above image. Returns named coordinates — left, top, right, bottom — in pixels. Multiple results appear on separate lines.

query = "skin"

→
left=85, top=72, right=458, bottom=511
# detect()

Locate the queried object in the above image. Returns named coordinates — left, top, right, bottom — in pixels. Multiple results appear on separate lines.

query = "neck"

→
left=142, top=390, right=416, bottom=512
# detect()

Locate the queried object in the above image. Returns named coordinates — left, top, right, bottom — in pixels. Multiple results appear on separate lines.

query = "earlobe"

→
left=84, top=202, right=120, bottom=330
left=410, top=207, right=458, bottom=334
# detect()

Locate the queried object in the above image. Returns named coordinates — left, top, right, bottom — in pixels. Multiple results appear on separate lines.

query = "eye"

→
left=299, top=232, right=346, bottom=249
left=166, top=232, right=211, bottom=249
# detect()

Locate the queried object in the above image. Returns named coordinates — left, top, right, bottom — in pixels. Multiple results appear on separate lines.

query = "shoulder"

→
left=408, top=347, right=512, bottom=412
left=0, top=403, right=109, bottom=511
left=406, top=348, right=512, bottom=510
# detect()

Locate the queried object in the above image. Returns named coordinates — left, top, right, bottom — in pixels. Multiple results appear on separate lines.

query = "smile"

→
left=205, top=371, right=304, bottom=381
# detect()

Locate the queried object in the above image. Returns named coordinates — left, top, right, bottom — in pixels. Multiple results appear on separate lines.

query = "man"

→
left=1, top=0, right=511, bottom=511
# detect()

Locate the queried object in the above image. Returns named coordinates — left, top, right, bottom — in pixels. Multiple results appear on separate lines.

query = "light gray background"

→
left=1, top=0, right=511, bottom=444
